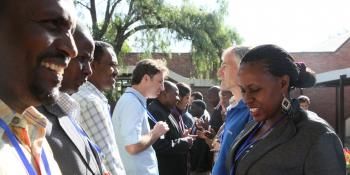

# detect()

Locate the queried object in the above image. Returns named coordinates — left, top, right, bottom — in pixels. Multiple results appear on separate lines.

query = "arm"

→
left=125, top=121, right=168, bottom=155
left=304, top=132, right=346, bottom=175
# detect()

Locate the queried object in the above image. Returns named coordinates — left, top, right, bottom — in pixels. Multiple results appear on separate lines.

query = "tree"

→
left=75, top=0, right=241, bottom=78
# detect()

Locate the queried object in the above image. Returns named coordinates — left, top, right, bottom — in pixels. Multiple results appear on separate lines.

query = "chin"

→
left=31, top=84, right=60, bottom=105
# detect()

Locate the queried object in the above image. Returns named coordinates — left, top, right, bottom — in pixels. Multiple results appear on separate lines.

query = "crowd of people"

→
left=0, top=0, right=347, bottom=175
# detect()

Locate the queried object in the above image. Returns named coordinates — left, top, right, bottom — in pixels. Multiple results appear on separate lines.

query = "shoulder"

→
left=293, top=110, right=336, bottom=141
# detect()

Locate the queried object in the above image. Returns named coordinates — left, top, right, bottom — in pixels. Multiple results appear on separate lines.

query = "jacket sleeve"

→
left=304, top=132, right=346, bottom=175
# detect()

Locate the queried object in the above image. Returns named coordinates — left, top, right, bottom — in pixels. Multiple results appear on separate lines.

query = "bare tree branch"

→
left=76, top=1, right=90, bottom=10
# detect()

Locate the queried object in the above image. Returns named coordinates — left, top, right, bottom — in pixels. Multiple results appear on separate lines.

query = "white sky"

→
left=226, top=0, right=350, bottom=52
left=165, top=0, right=350, bottom=52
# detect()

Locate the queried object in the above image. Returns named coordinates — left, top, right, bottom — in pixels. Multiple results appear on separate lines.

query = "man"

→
left=211, top=46, right=252, bottom=175
left=172, top=82, right=194, bottom=129
left=37, top=23, right=113, bottom=175
left=112, top=59, right=170, bottom=175
left=207, top=86, right=224, bottom=132
left=0, top=0, right=77, bottom=174
left=189, top=100, right=213, bottom=175
left=72, top=41, right=125, bottom=175
left=148, top=81, right=194, bottom=175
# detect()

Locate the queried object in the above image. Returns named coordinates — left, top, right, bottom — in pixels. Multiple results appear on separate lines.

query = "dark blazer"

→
left=148, top=100, right=191, bottom=175
left=225, top=110, right=346, bottom=175
left=37, top=104, right=104, bottom=175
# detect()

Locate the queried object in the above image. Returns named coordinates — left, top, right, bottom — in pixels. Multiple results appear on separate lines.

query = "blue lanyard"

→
left=0, top=118, right=51, bottom=175
left=67, top=117, right=103, bottom=156
left=125, top=92, right=158, bottom=123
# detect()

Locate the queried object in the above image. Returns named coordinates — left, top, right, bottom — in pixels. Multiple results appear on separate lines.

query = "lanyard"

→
left=230, top=116, right=285, bottom=175
left=0, top=118, right=51, bottom=175
left=67, top=117, right=103, bottom=156
left=125, top=92, right=158, bottom=123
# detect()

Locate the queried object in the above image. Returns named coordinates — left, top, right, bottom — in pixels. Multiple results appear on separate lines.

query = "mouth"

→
left=40, top=62, right=65, bottom=76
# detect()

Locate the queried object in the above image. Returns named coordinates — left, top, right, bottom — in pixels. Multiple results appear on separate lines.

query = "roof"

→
left=315, top=68, right=350, bottom=87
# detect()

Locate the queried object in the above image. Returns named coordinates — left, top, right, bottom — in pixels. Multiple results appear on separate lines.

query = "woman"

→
left=226, top=44, right=345, bottom=175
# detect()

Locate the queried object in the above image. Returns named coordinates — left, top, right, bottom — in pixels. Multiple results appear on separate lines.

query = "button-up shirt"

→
left=0, top=99, right=61, bottom=175
left=72, top=82, right=126, bottom=175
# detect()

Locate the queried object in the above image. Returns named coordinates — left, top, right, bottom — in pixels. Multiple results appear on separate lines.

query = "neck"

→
left=230, top=85, right=242, bottom=101
left=132, top=84, right=148, bottom=98
left=0, top=88, right=33, bottom=113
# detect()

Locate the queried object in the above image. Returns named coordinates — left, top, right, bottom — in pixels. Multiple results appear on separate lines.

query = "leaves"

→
left=76, top=0, right=241, bottom=79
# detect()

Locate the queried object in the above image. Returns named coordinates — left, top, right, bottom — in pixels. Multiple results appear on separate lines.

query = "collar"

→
left=1, top=99, right=47, bottom=148
left=56, top=92, right=80, bottom=119
left=81, top=81, right=108, bottom=104
left=125, top=87, right=147, bottom=107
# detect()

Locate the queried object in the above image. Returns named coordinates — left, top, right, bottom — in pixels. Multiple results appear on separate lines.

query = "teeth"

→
left=41, top=62, right=65, bottom=75
left=250, top=108, right=258, bottom=112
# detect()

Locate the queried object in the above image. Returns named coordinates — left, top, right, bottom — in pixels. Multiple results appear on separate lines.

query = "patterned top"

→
left=0, top=99, right=61, bottom=175
left=72, top=82, right=126, bottom=175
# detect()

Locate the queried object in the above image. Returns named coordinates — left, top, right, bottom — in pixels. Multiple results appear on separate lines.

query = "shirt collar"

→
left=57, top=92, right=80, bottom=119
left=81, top=81, right=108, bottom=103
left=1, top=99, right=47, bottom=148
left=125, top=87, right=147, bottom=107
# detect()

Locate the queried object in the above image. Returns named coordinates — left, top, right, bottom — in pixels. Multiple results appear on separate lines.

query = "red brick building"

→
left=122, top=39, right=350, bottom=130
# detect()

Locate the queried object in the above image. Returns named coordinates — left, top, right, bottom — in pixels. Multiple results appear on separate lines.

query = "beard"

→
left=29, top=70, right=60, bottom=105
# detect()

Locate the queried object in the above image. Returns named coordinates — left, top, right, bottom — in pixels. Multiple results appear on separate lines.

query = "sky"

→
left=226, top=0, right=350, bottom=52
left=165, top=0, right=350, bottom=52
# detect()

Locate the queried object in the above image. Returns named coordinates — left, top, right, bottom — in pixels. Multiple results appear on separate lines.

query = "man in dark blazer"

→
left=148, top=81, right=195, bottom=175
left=37, top=23, right=109, bottom=175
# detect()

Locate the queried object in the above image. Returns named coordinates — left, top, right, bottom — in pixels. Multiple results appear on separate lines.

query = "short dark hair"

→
left=241, top=44, right=316, bottom=90
left=191, top=91, right=203, bottom=100
left=94, top=41, right=113, bottom=62
left=192, top=99, right=207, bottom=110
left=131, top=59, right=168, bottom=85
left=176, top=82, right=191, bottom=97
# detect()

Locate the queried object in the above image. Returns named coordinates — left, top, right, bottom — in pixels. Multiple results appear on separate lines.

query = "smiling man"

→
left=0, top=0, right=77, bottom=174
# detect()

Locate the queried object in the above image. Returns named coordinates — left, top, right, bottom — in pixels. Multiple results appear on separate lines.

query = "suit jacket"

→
left=226, top=110, right=346, bottom=175
left=37, top=104, right=104, bottom=175
left=148, top=100, right=191, bottom=175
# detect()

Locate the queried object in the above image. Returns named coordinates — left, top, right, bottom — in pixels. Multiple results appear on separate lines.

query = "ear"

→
left=280, top=75, right=290, bottom=93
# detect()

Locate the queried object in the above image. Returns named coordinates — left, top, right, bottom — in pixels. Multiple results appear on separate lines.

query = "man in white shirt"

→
left=73, top=41, right=125, bottom=175
left=0, top=0, right=77, bottom=174
left=112, top=59, right=169, bottom=175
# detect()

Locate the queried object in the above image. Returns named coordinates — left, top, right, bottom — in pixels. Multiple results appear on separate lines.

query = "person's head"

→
left=190, top=91, right=203, bottom=105
left=189, top=100, right=207, bottom=118
left=218, top=46, right=250, bottom=91
left=158, top=81, right=179, bottom=109
left=220, top=90, right=233, bottom=108
left=131, top=59, right=168, bottom=98
left=176, top=82, right=192, bottom=111
left=207, top=86, right=220, bottom=107
left=298, top=95, right=311, bottom=110
left=88, top=41, right=118, bottom=92
left=0, top=0, right=77, bottom=112
left=238, top=44, right=315, bottom=122
left=61, top=22, right=94, bottom=95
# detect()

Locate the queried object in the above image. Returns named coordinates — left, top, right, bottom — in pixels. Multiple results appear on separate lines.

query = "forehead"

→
left=238, top=63, right=274, bottom=85
left=103, top=47, right=117, bottom=62
left=18, top=0, right=76, bottom=21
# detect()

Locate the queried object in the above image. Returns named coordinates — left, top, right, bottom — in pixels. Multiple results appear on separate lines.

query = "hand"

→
left=210, top=139, right=220, bottom=152
left=152, top=121, right=169, bottom=138
left=181, top=135, right=197, bottom=146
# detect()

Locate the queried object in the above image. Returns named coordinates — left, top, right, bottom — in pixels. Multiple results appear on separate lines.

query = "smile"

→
left=41, top=62, right=65, bottom=76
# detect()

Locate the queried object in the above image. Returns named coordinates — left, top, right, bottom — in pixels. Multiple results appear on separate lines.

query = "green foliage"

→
left=76, top=0, right=241, bottom=79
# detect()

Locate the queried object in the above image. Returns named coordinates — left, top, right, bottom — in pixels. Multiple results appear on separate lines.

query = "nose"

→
left=83, top=61, right=92, bottom=77
left=217, top=67, right=224, bottom=79
left=160, top=83, right=165, bottom=91
left=242, top=92, right=254, bottom=106
left=113, top=67, right=119, bottom=77
left=57, top=31, right=78, bottom=59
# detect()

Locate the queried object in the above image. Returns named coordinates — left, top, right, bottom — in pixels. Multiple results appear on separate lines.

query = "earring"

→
left=281, top=96, right=291, bottom=115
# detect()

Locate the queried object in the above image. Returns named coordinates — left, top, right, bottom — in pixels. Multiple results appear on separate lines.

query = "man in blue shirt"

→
left=212, top=46, right=252, bottom=175
left=112, top=59, right=170, bottom=175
